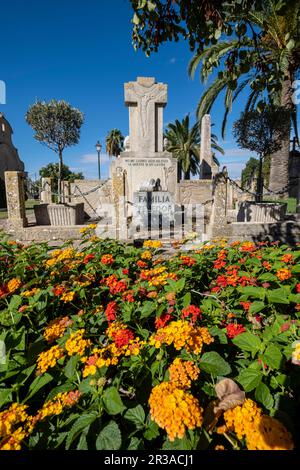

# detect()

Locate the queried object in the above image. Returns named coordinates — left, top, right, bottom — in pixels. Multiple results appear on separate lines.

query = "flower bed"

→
left=0, top=227, right=299, bottom=450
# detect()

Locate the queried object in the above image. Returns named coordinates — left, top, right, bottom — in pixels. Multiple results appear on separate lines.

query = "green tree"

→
left=241, top=156, right=271, bottom=190
left=233, top=107, right=289, bottom=202
left=130, top=0, right=263, bottom=56
left=188, top=0, right=300, bottom=195
left=39, top=162, right=84, bottom=193
left=26, top=100, right=84, bottom=202
left=105, top=129, right=124, bottom=158
left=164, top=115, right=224, bottom=180
left=130, top=0, right=300, bottom=196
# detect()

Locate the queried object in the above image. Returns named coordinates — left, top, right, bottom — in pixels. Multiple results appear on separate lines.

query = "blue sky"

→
left=0, top=0, right=270, bottom=180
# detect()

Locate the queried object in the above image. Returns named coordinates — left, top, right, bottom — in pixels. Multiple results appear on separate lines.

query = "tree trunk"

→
left=177, top=161, right=182, bottom=182
left=268, top=78, right=293, bottom=197
left=58, top=150, right=63, bottom=203
left=256, top=154, right=264, bottom=203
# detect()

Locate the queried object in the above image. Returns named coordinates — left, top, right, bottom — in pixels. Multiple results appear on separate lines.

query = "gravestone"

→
left=110, top=77, right=178, bottom=236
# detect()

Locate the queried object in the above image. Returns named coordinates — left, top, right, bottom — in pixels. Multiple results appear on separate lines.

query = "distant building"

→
left=0, top=113, right=25, bottom=207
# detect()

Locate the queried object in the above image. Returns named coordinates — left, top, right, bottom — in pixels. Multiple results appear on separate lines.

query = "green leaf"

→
left=237, top=368, right=263, bottom=392
left=77, top=426, right=89, bottom=450
left=124, top=405, right=145, bottom=427
left=25, top=373, right=53, bottom=401
left=199, top=352, right=231, bottom=377
left=64, top=355, right=79, bottom=380
left=255, top=382, right=274, bottom=410
left=267, top=288, right=290, bottom=304
left=232, top=331, right=262, bottom=356
left=258, top=273, right=277, bottom=282
left=182, top=292, right=191, bottom=308
left=144, top=420, right=160, bottom=440
left=0, top=389, right=12, bottom=407
left=46, top=382, right=75, bottom=401
left=262, top=344, right=283, bottom=370
left=102, top=387, right=126, bottom=415
left=66, top=413, right=98, bottom=449
left=249, top=301, right=265, bottom=315
left=96, top=421, right=122, bottom=450
left=239, top=286, right=265, bottom=300
left=175, top=278, right=185, bottom=292
left=163, top=436, right=192, bottom=450
left=289, top=293, right=300, bottom=303
left=140, top=301, right=156, bottom=319
left=128, top=437, right=143, bottom=450
left=209, top=326, right=227, bottom=344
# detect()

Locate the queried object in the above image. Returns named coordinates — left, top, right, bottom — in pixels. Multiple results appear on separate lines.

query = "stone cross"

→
left=124, top=77, right=167, bottom=154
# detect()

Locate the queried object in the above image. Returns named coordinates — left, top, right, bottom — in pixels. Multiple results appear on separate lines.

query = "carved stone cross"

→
left=124, top=77, right=167, bottom=154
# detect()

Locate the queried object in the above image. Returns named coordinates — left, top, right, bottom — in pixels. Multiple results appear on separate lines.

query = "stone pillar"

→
left=112, top=168, right=127, bottom=239
left=208, top=173, right=231, bottom=238
left=200, top=114, right=212, bottom=179
left=40, top=178, right=53, bottom=204
left=5, top=171, right=28, bottom=228
left=61, top=181, right=71, bottom=203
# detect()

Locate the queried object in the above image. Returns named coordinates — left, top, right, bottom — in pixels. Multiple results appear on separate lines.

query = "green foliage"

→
left=39, top=162, right=84, bottom=193
left=164, top=115, right=223, bottom=178
left=105, top=129, right=124, bottom=157
left=0, top=232, right=299, bottom=450
left=26, top=99, right=84, bottom=202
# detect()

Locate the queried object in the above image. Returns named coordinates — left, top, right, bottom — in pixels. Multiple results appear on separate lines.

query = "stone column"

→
left=112, top=168, right=127, bottom=239
left=61, top=181, right=71, bottom=203
left=5, top=171, right=28, bottom=228
left=208, top=173, right=231, bottom=238
left=40, top=177, right=53, bottom=204
left=200, top=114, right=212, bottom=179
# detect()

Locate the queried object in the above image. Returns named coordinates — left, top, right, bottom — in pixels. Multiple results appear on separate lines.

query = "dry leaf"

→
left=214, top=378, right=245, bottom=413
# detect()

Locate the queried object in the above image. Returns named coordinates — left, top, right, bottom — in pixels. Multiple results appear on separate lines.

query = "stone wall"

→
left=70, top=179, right=112, bottom=219
left=178, top=180, right=212, bottom=205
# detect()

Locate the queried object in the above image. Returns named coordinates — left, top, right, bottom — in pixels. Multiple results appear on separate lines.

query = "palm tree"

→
left=164, top=115, right=224, bottom=180
left=188, top=0, right=300, bottom=195
left=105, top=129, right=124, bottom=158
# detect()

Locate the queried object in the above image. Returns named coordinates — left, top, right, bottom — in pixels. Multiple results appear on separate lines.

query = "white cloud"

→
left=222, top=148, right=257, bottom=157
left=169, top=57, right=177, bottom=64
left=80, top=153, right=110, bottom=164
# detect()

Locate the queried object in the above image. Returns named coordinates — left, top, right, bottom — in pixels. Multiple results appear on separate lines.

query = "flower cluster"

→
left=35, top=391, right=81, bottom=421
left=106, top=322, right=135, bottom=348
left=43, top=316, right=73, bottom=343
left=82, top=336, right=144, bottom=377
left=140, top=267, right=177, bottom=287
left=224, top=399, right=293, bottom=450
left=101, top=254, right=114, bottom=265
left=149, top=320, right=213, bottom=354
left=181, top=305, right=202, bottom=324
left=149, top=382, right=203, bottom=441
left=103, top=275, right=127, bottom=295
left=180, top=256, right=196, bottom=267
left=65, top=329, right=91, bottom=357
left=37, top=345, right=64, bottom=374
left=143, top=240, right=162, bottom=249
left=21, top=288, right=40, bottom=297
left=105, top=301, right=118, bottom=322
left=226, top=323, right=246, bottom=339
left=276, top=268, right=292, bottom=281
left=292, top=340, right=300, bottom=365
left=7, top=278, right=22, bottom=294
left=168, top=358, right=200, bottom=388
left=0, top=403, right=31, bottom=450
